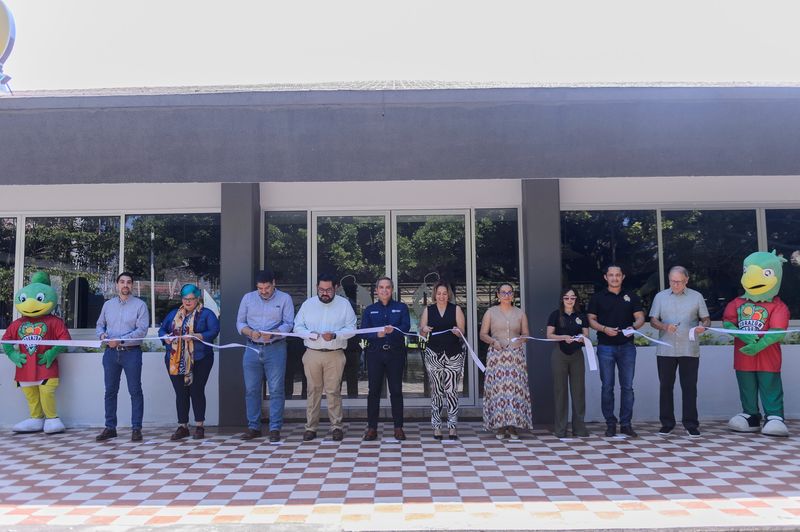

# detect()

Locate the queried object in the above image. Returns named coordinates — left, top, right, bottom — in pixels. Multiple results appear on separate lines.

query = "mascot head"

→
left=15, top=271, right=57, bottom=317
left=741, top=250, right=786, bottom=302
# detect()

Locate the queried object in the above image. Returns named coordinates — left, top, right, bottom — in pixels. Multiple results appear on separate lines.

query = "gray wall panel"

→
left=521, top=178, right=561, bottom=425
left=2, top=87, right=800, bottom=185
left=218, top=182, right=260, bottom=428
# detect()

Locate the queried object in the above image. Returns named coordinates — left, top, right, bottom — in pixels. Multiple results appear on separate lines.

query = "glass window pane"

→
left=561, top=210, right=659, bottom=308
left=0, top=218, right=16, bottom=328
left=765, top=209, right=800, bottom=318
left=662, top=210, right=757, bottom=320
left=124, top=214, right=221, bottom=327
left=475, top=208, right=520, bottom=398
left=265, top=211, right=308, bottom=309
left=317, top=215, right=387, bottom=399
left=23, top=216, right=120, bottom=329
left=265, top=211, right=309, bottom=400
left=396, top=214, right=467, bottom=398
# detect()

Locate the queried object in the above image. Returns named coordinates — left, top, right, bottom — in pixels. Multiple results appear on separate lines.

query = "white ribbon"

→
left=1, top=335, right=261, bottom=354
left=688, top=326, right=800, bottom=342
left=453, top=328, right=485, bottom=373
left=620, top=328, right=672, bottom=347
left=258, top=330, right=319, bottom=341
left=512, top=335, right=598, bottom=371
left=0, top=338, right=103, bottom=349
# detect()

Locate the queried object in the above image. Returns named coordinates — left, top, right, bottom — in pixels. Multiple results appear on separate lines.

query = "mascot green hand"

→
left=723, top=251, right=790, bottom=437
left=0, top=271, right=72, bottom=434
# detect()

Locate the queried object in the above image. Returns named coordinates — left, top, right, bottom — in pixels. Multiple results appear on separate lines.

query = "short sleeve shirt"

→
left=547, top=310, right=587, bottom=355
left=648, top=287, right=710, bottom=357
left=587, top=288, right=643, bottom=346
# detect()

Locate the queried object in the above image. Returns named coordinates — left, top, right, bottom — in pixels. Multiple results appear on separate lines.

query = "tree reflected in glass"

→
left=765, top=209, right=800, bottom=318
left=0, top=218, right=15, bottom=328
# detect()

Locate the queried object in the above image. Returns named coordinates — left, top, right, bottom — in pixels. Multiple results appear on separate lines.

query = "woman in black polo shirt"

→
left=546, top=287, right=590, bottom=439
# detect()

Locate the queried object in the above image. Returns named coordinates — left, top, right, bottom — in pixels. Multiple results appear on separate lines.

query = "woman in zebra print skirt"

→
left=479, top=283, right=533, bottom=439
left=419, top=281, right=466, bottom=440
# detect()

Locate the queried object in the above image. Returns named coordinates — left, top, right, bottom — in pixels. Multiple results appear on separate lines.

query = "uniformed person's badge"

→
left=575, top=317, right=582, bottom=325
left=623, top=294, right=630, bottom=302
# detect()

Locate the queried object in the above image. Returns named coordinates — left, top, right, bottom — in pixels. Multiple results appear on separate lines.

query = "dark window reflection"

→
left=561, top=210, right=659, bottom=309
left=475, top=208, right=520, bottom=398
left=662, top=210, right=757, bottom=321
left=24, top=217, right=119, bottom=328
left=124, top=214, right=220, bottom=326
left=765, top=209, right=800, bottom=318
left=0, top=218, right=16, bottom=328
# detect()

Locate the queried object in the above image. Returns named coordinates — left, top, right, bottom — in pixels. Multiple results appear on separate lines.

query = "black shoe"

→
left=302, top=430, right=317, bottom=441
left=658, top=426, right=674, bottom=435
left=269, top=430, right=281, bottom=443
left=241, top=429, right=261, bottom=440
left=131, top=429, right=143, bottom=442
left=95, top=428, right=117, bottom=442
left=574, top=429, right=590, bottom=437
left=686, top=427, right=701, bottom=437
left=193, top=426, right=205, bottom=440
left=363, top=428, right=378, bottom=441
left=620, top=426, right=638, bottom=438
left=170, top=426, right=190, bottom=441
left=554, top=432, right=567, bottom=439
left=331, top=429, right=344, bottom=441
left=605, top=425, right=616, bottom=437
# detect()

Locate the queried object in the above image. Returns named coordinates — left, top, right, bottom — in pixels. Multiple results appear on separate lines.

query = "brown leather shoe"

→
left=269, top=430, right=280, bottom=443
left=170, top=425, right=190, bottom=441
left=331, top=428, right=344, bottom=441
left=193, top=426, right=205, bottom=440
left=363, top=428, right=378, bottom=441
left=241, top=428, right=261, bottom=440
left=302, top=430, right=317, bottom=441
left=394, top=427, right=407, bottom=441
left=131, top=429, right=143, bottom=442
left=95, top=428, right=117, bottom=442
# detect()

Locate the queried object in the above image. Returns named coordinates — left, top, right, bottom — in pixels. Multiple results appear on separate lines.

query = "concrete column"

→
left=218, top=183, right=261, bottom=428
left=521, top=178, right=561, bottom=425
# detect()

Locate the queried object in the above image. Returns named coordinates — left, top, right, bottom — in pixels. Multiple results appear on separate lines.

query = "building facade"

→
left=0, top=86, right=799, bottom=428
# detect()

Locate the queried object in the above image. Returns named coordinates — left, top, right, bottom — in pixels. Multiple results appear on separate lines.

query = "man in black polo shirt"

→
left=587, top=265, right=645, bottom=438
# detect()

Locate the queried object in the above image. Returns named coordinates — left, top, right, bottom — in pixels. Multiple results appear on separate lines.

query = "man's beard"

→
left=319, top=294, right=332, bottom=303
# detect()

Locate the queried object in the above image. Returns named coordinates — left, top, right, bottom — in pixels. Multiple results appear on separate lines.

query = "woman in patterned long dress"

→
left=419, top=281, right=466, bottom=440
left=479, top=283, right=532, bottom=439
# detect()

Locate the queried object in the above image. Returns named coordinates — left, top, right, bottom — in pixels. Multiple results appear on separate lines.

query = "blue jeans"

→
left=102, top=347, right=144, bottom=430
left=597, top=343, right=636, bottom=427
left=243, top=341, right=287, bottom=431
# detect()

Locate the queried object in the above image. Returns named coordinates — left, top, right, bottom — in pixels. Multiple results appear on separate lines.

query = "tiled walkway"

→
left=0, top=421, right=799, bottom=529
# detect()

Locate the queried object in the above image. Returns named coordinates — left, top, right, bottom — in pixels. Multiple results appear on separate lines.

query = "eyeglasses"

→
left=498, top=291, right=514, bottom=296
left=318, top=287, right=335, bottom=294
left=562, top=296, right=577, bottom=300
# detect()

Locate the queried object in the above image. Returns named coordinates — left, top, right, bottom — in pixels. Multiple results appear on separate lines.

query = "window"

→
left=124, top=214, right=220, bottom=327
left=264, top=211, right=308, bottom=309
left=475, top=208, right=520, bottom=397
left=661, top=210, right=757, bottom=320
left=561, top=210, right=659, bottom=309
left=0, top=218, right=15, bottom=328
left=23, top=216, right=120, bottom=329
left=765, top=209, right=800, bottom=318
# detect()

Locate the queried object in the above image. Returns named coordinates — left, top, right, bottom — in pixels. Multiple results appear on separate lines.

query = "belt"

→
left=367, top=344, right=403, bottom=352
left=111, top=345, right=139, bottom=351
left=248, top=338, right=285, bottom=346
left=309, top=348, right=341, bottom=352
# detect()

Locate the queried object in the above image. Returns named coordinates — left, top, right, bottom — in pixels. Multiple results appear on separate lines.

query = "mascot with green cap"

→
left=723, top=251, right=790, bottom=437
left=1, top=272, right=71, bottom=433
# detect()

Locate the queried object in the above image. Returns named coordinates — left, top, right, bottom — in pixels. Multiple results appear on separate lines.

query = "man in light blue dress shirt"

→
left=95, top=272, right=150, bottom=442
left=236, top=269, right=295, bottom=442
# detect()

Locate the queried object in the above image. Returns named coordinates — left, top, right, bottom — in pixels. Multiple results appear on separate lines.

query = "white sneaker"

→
left=13, top=417, right=45, bottom=433
left=43, top=417, right=65, bottom=434
left=762, top=416, right=789, bottom=437
left=727, top=413, right=760, bottom=433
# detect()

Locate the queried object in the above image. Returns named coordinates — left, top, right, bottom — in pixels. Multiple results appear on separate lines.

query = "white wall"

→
left=0, top=343, right=220, bottom=428
left=581, top=345, right=800, bottom=424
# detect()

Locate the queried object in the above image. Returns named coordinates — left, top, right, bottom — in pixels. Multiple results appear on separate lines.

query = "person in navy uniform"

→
left=360, top=276, right=411, bottom=441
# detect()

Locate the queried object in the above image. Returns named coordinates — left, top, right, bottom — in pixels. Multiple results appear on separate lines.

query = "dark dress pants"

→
left=366, top=348, right=405, bottom=428
left=657, top=355, right=699, bottom=430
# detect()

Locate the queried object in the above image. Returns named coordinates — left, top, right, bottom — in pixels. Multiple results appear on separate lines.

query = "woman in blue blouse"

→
left=159, top=284, right=220, bottom=440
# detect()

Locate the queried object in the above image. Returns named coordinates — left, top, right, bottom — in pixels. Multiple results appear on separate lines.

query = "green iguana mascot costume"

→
left=723, top=251, right=790, bottom=437
left=1, top=272, right=71, bottom=433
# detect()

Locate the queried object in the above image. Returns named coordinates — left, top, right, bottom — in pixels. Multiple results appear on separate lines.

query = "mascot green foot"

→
left=727, top=413, right=761, bottom=433
left=762, top=415, right=789, bottom=437
left=12, top=417, right=44, bottom=433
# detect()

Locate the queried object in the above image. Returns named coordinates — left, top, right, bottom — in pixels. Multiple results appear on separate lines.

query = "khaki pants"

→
left=302, top=348, right=346, bottom=432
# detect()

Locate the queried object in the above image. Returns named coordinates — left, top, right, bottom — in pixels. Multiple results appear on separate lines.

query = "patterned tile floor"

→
left=0, top=421, right=798, bottom=530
